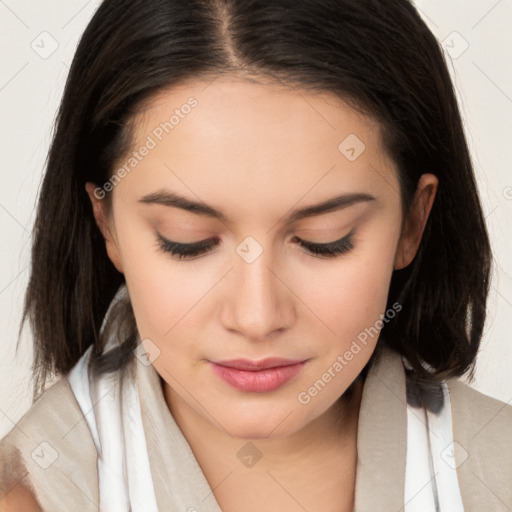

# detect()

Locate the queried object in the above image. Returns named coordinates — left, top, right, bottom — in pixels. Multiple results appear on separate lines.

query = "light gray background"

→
left=1, top=0, right=511, bottom=438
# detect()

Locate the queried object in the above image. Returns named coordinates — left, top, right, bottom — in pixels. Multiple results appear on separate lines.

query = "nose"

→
left=220, top=240, right=295, bottom=342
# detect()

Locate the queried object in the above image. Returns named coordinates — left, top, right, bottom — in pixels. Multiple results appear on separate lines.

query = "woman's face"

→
left=87, top=76, right=437, bottom=439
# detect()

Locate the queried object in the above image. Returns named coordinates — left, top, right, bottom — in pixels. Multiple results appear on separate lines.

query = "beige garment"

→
left=1, top=343, right=511, bottom=511
left=0, top=375, right=99, bottom=511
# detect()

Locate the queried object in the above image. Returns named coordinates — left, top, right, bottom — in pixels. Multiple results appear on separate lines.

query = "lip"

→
left=212, top=357, right=306, bottom=371
left=209, top=358, right=307, bottom=392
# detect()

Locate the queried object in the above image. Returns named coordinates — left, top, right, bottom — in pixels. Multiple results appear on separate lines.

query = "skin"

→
left=0, top=484, right=42, bottom=512
left=85, top=75, right=437, bottom=512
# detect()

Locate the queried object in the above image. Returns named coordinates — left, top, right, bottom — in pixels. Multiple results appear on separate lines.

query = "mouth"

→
left=208, top=358, right=308, bottom=392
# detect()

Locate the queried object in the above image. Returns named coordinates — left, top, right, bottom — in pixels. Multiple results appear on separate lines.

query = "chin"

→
left=216, top=405, right=307, bottom=440
left=229, top=422, right=296, bottom=441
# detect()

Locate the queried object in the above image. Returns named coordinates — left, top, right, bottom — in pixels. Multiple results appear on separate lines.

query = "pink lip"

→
left=209, top=358, right=307, bottom=392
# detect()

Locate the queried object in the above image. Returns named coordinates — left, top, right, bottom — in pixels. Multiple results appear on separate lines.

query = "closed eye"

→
left=156, top=230, right=356, bottom=260
left=293, top=230, right=355, bottom=258
left=155, top=233, right=219, bottom=259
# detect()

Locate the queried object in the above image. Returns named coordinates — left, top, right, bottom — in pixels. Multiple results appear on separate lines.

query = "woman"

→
left=1, top=0, right=511, bottom=510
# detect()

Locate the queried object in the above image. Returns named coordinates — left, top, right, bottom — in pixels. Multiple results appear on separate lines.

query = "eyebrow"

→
left=139, top=189, right=377, bottom=224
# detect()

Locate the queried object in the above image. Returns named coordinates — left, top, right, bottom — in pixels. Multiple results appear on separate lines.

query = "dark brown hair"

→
left=20, top=0, right=491, bottom=398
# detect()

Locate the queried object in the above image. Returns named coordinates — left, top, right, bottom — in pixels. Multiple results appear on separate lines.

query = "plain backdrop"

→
left=1, top=0, right=511, bottom=438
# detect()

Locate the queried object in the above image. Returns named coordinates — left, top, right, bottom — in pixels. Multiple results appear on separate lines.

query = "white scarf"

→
left=67, top=285, right=466, bottom=511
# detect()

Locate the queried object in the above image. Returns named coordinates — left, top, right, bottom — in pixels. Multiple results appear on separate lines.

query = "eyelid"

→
left=156, top=232, right=216, bottom=248
left=292, top=229, right=355, bottom=257
left=292, top=227, right=355, bottom=245
left=155, top=229, right=356, bottom=259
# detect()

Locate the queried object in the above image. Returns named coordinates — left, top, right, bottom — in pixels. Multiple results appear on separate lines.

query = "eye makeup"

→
left=155, top=228, right=356, bottom=260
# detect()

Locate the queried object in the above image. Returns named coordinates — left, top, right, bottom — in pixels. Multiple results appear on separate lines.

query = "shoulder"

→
left=0, top=378, right=70, bottom=510
left=0, top=376, right=99, bottom=511
left=446, top=378, right=512, bottom=508
left=0, top=483, right=41, bottom=511
left=0, top=377, right=74, bottom=472
left=447, top=377, right=512, bottom=432
left=1, top=376, right=77, bottom=447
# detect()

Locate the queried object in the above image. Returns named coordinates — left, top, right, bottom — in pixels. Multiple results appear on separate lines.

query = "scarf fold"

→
left=67, top=284, right=465, bottom=511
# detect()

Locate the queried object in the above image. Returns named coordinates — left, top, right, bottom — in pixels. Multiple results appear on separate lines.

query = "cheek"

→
left=296, top=234, right=397, bottom=342
left=126, top=267, right=210, bottom=344
left=292, top=234, right=398, bottom=405
left=113, top=220, right=210, bottom=340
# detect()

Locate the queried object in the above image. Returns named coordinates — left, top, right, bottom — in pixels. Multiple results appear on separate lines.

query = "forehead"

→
left=133, top=75, right=380, bottom=146
left=118, top=76, right=399, bottom=224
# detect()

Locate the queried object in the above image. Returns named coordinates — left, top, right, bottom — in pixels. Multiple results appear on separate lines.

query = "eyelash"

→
left=156, top=231, right=355, bottom=260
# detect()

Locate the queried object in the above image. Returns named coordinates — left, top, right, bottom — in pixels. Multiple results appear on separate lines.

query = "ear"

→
left=394, top=173, right=438, bottom=270
left=85, top=182, right=124, bottom=274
